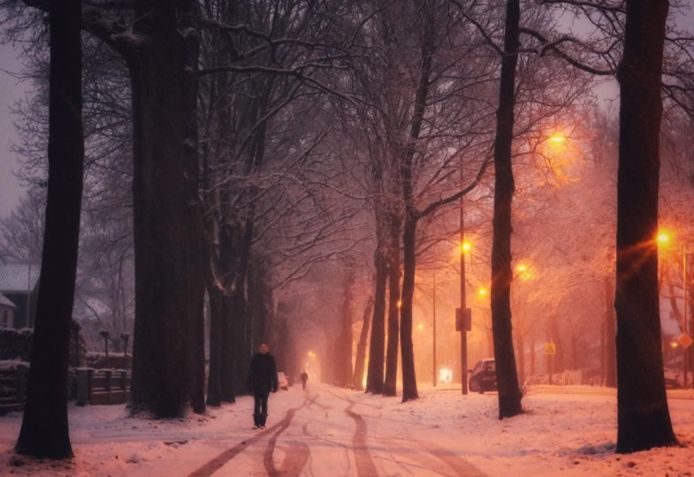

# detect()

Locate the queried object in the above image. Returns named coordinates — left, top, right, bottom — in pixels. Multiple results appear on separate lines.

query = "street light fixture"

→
left=657, top=229, right=672, bottom=246
left=547, top=133, right=567, bottom=145
left=461, top=240, right=472, bottom=254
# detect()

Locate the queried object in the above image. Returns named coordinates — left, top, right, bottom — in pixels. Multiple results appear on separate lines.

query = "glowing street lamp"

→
left=547, top=132, right=567, bottom=145
left=477, top=286, right=488, bottom=298
left=461, top=240, right=472, bottom=254
left=417, top=323, right=425, bottom=332
left=657, top=229, right=672, bottom=247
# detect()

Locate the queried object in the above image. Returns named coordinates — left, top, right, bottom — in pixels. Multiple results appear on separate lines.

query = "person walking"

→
left=300, top=370, right=309, bottom=391
left=248, top=343, right=278, bottom=429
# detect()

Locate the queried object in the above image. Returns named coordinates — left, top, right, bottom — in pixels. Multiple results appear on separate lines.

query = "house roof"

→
left=0, top=263, right=40, bottom=293
left=0, top=292, right=17, bottom=308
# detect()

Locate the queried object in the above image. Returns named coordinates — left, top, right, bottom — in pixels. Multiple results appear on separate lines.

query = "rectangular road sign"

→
left=455, top=308, right=472, bottom=332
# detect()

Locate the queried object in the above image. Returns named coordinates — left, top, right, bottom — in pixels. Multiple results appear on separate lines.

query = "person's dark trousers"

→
left=302, top=381, right=307, bottom=390
left=253, top=392, right=269, bottom=427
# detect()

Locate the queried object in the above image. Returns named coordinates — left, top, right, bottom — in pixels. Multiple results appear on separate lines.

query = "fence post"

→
left=16, top=366, right=27, bottom=403
left=76, top=369, right=89, bottom=406
left=120, top=370, right=128, bottom=402
left=104, top=370, right=112, bottom=404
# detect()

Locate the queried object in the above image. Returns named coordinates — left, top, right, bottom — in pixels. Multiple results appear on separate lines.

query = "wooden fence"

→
left=0, top=367, right=131, bottom=415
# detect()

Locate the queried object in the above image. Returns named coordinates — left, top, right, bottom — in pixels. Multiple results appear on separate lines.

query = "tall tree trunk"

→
left=207, top=285, right=224, bottom=405
left=15, top=0, right=83, bottom=458
left=490, top=0, right=522, bottom=419
left=400, top=216, right=419, bottom=402
left=127, top=0, right=204, bottom=417
left=384, top=215, right=401, bottom=396
left=366, top=245, right=387, bottom=394
left=397, top=1, right=436, bottom=403
left=615, top=0, right=675, bottom=453
left=337, top=264, right=356, bottom=387
left=353, top=296, right=374, bottom=389
left=220, top=293, right=236, bottom=402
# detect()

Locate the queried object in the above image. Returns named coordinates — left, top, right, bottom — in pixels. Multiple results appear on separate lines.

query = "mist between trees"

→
left=0, top=0, right=692, bottom=460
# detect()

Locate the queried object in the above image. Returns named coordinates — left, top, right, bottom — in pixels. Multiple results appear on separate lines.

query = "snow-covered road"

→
left=188, top=387, right=486, bottom=477
left=1, top=384, right=693, bottom=476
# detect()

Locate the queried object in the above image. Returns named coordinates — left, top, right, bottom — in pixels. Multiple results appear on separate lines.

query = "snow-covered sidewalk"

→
left=1, top=384, right=692, bottom=476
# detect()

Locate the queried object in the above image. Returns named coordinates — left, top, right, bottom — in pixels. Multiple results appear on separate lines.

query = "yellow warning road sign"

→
left=544, top=342, right=556, bottom=355
left=676, top=333, right=693, bottom=349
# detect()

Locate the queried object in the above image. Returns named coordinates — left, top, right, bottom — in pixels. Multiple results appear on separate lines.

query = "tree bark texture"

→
left=615, top=0, right=676, bottom=453
left=353, top=296, right=374, bottom=389
left=366, top=246, right=388, bottom=394
left=490, top=0, right=523, bottom=419
left=15, top=0, right=83, bottom=458
left=128, top=0, right=206, bottom=417
left=384, top=215, right=401, bottom=396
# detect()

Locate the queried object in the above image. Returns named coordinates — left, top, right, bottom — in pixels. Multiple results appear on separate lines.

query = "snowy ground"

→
left=1, top=384, right=693, bottom=476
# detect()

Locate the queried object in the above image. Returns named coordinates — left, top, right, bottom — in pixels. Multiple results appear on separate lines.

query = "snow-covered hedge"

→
left=85, top=352, right=132, bottom=370
left=0, top=328, right=33, bottom=361
left=0, top=322, right=86, bottom=366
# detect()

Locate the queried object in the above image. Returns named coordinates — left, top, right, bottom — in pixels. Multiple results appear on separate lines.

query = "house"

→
left=0, top=293, right=16, bottom=328
left=0, top=263, right=39, bottom=328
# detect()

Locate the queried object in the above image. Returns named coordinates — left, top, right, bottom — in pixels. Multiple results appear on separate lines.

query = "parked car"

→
left=469, top=359, right=497, bottom=394
left=277, top=371, right=289, bottom=390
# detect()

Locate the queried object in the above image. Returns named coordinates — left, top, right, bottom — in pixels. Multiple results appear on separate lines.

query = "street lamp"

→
left=458, top=237, right=470, bottom=395
left=547, top=132, right=567, bottom=145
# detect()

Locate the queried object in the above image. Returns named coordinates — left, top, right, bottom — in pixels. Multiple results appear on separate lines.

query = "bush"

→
left=84, top=352, right=132, bottom=369
left=0, top=328, right=33, bottom=360
left=0, top=321, right=86, bottom=366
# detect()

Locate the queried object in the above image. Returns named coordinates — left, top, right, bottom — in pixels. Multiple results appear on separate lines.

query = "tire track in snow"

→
left=188, top=395, right=315, bottom=477
left=335, top=391, right=487, bottom=477
left=263, top=408, right=311, bottom=477
left=422, top=446, right=487, bottom=477
left=345, top=402, right=380, bottom=477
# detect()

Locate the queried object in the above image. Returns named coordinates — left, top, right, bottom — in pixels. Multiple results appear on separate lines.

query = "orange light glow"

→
left=657, top=229, right=672, bottom=246
left=461, top=241, right=472, bottom=253
left=670, top=341, right=679, bottom=349
left=547, top=132, right=567, bottom=145
left=478, top=287, right=488, bottom=297
left=417, top=323, right=425, bottom=331
left=397, top=300, right=402, bottom=309
left=515, top=262, right=536, bottom=281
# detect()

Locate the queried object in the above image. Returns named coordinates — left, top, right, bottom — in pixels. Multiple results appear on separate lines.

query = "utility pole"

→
left=460, top=164, right=468, bottom=395
left=684, top=250, right=689, bottom=388
left=433, top=270, right=437, bottom=387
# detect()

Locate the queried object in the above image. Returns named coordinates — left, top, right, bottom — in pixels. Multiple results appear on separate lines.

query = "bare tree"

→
left=614, top=0, right=676, bottom=453
left=15, top=0, right=83, bottom=458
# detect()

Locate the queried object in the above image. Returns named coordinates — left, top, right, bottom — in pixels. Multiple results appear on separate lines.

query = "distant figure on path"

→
left=300, top=370, right=309, bottom=390
left=248, top=343, right=278, bottom=429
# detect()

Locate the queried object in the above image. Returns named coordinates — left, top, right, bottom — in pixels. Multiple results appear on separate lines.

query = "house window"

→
left=0, top=309, right=9, bottom=328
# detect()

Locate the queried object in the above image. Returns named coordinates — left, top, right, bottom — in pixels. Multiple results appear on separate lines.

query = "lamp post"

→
left=433, top=270, right=437, bottom=387
left=459, top=235, right=469, bottom=395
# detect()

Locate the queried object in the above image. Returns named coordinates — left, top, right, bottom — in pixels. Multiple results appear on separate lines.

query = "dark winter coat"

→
left=248, top=352, right=278, bottom=395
